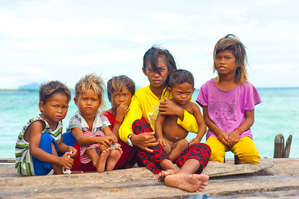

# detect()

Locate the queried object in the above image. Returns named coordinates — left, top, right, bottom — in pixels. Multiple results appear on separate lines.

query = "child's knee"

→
left=132, top=119, right=152, bottom=134
left=233, top=136, right=260, bottom=164
left=110, top=149, right=122, bottom=158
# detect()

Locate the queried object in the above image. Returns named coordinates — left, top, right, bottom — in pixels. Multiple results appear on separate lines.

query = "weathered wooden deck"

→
left=1, top=158, right=299, bottom=199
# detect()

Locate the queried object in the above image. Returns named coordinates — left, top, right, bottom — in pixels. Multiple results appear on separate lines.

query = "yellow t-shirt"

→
left=119, top=85, right=199, bottom=143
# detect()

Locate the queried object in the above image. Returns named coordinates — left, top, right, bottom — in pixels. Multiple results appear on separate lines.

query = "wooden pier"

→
left=1, top=158, right=299, bottom=199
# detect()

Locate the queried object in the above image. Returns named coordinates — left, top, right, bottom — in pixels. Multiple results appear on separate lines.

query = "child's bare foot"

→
left=158, top=168, right=179, bottom=181
left=164, top=173, right=209, bottom=192
left=106, top=145, right=122, bottom=171
left=96, top=148, right=110, bottom=172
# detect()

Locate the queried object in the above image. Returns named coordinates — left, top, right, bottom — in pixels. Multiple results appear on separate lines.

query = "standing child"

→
left=68, top=74, right=122, bottom=172
left=119, top=47, right=210, bottom=192
left=103, top=75, right=136, bottom=169
left=15, top=81, right=77, bottom=176
left=155, top=69, right=206, bottom=162
left=197, top=34, right=261, bottom=164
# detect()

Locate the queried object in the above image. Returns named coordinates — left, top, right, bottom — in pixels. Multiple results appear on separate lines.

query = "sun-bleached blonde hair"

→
left=213, top=34, right=248, bottom=83
left=75, top=73, right=105, bottom=107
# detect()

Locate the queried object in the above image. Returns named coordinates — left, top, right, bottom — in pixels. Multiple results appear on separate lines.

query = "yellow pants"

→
left=206, top=136, right=260, bottom=164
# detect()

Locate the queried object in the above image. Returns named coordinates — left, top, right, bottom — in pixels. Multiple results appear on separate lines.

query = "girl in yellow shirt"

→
left=119, top=47, right=211, bottom=192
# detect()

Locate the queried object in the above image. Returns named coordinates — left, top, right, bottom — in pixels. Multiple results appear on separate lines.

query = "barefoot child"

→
left=119, top=47, right=210, bottom=192
left=103, top=75, right=137, bottom=169
left=197, top=34, right=261, bottom=164
left=155, top=69, right=206, bottom=162
left=68, top=74, right=122, bottom=172
left=15, top=81, right=77, bottom=176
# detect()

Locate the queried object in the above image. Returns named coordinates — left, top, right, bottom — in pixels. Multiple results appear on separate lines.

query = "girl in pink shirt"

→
left=197, top=34, right=261, bottom=164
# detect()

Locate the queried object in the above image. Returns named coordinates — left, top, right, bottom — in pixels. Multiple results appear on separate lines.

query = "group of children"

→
left=15, top=34, right=261, bottom=192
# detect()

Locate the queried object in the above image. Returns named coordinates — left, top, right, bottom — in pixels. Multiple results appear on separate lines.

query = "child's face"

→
left=170, top=82, right=194, bottom=106
left=111, top=86, right=132, bottom=109
left=75, top=88, right=101, bottom=118
left=215, top=50, right=236, bottom=76
left=143, top=56, right=168, bottom=89
left=39, top=93, right=69, bottom=124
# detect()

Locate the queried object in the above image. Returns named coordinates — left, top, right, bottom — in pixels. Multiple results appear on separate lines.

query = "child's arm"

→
left=57, top=136, right=77, bottom=158
left=103, top=126, right=118, bottom=144
left=29, top=121, right=73, bottom=169
left=202, top=106, right=230, bottom=146
left=119, top=94, right=158, bottom=153
left=159, top=98, right=198, bottom=133
left=111, top=103, right=129, bottom=139
left=155, top=112, right=168, bottom=147
left=228, top=110, right=255, bottom=146
left=72, top=127, right=114, bottom=149
left=189, top=103, right=206, bottom=144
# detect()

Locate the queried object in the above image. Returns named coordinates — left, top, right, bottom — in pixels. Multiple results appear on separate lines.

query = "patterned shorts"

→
left=133, top=119, right=211, bottom=174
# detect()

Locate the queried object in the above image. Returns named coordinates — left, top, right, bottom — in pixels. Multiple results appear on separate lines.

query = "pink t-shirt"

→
left=196, top=79, right=261, bottom=140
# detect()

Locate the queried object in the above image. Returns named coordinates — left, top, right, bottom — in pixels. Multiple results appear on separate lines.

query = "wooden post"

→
left=283, top=135, right=292, bottom=158
left=274, top=134, right=293, bottom=158
left=274, top=134, right=284, bottom=158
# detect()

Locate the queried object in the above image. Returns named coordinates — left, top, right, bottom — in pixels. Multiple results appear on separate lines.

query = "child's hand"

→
left=97, top=136, right=114, bottom=148
left=131, top=132, right=159, bottom=153
left=67, top=146, right=78, bottom=158
left=112, top=134, right=119, bottom=143
left=99, top=144, right=108, bottom=152
left=115, top=102, right=129, bottom=123
left=59, top=152, right=74, bottom=170
left=228, top=130, right=240, bottom=146
left=158, top=137, right=171, bottom=153
left=217, top=131, right=230, bottom=146
left=159, top=99, right=183, bottom=117
left=189, top=137, right=201, bottom=145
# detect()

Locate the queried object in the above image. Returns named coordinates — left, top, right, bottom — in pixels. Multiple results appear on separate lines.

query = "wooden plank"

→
left=0, top=159, right=298, bottom=199
left=0, top=158, right=15, bottom=163
left=202, top=158, right=273, bottom=177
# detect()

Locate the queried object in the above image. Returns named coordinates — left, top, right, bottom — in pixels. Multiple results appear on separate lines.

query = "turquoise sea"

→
left=0, top=88, right=298, bottom=159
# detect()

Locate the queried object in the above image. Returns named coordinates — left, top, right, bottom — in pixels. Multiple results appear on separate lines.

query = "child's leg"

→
left=51, top=142, right=63, bottom=175
left=231, top=136, right=260, bottom=164
left=133, top=119, right=175, bottom=174
left=86, top=148, right=99, bottom=167
left=206, top=136, right=227, bottom=162
left=95, top=147, right=110, bottom=172
left=168, top=139, right=189, bottom=161
left=106, top=145, right=123, bottom=171
left=32, top=133, right=61, bottom=175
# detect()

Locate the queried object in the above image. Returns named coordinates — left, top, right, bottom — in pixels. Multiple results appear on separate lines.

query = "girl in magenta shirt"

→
left=197, top=34, right=261, bottom=164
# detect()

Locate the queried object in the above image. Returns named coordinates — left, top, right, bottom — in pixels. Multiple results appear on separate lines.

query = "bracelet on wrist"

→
left=234, top=128, right=243, bottom=134
left=127, top=134, right=134, bottom=147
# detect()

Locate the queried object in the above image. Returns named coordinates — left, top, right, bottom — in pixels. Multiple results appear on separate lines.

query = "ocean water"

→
left=0, top=88, right=298, bottom=159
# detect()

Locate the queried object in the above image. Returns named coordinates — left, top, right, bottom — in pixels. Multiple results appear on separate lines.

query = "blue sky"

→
left=1, top=0, right=299, bottom=89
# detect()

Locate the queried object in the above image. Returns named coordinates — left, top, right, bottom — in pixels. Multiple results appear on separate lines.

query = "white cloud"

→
left=0, top=0, right=299, bottom=89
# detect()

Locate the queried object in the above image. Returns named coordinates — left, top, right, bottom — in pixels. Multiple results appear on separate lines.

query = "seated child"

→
left=155, top=69, right=206, bottom=162
left=197, top=34, right=261, bottom=164
left=68, top=74, right=122, bottom=172
left=103, top=75, right=137, bottom=169
left=15, top=81, right=77, bottom=176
